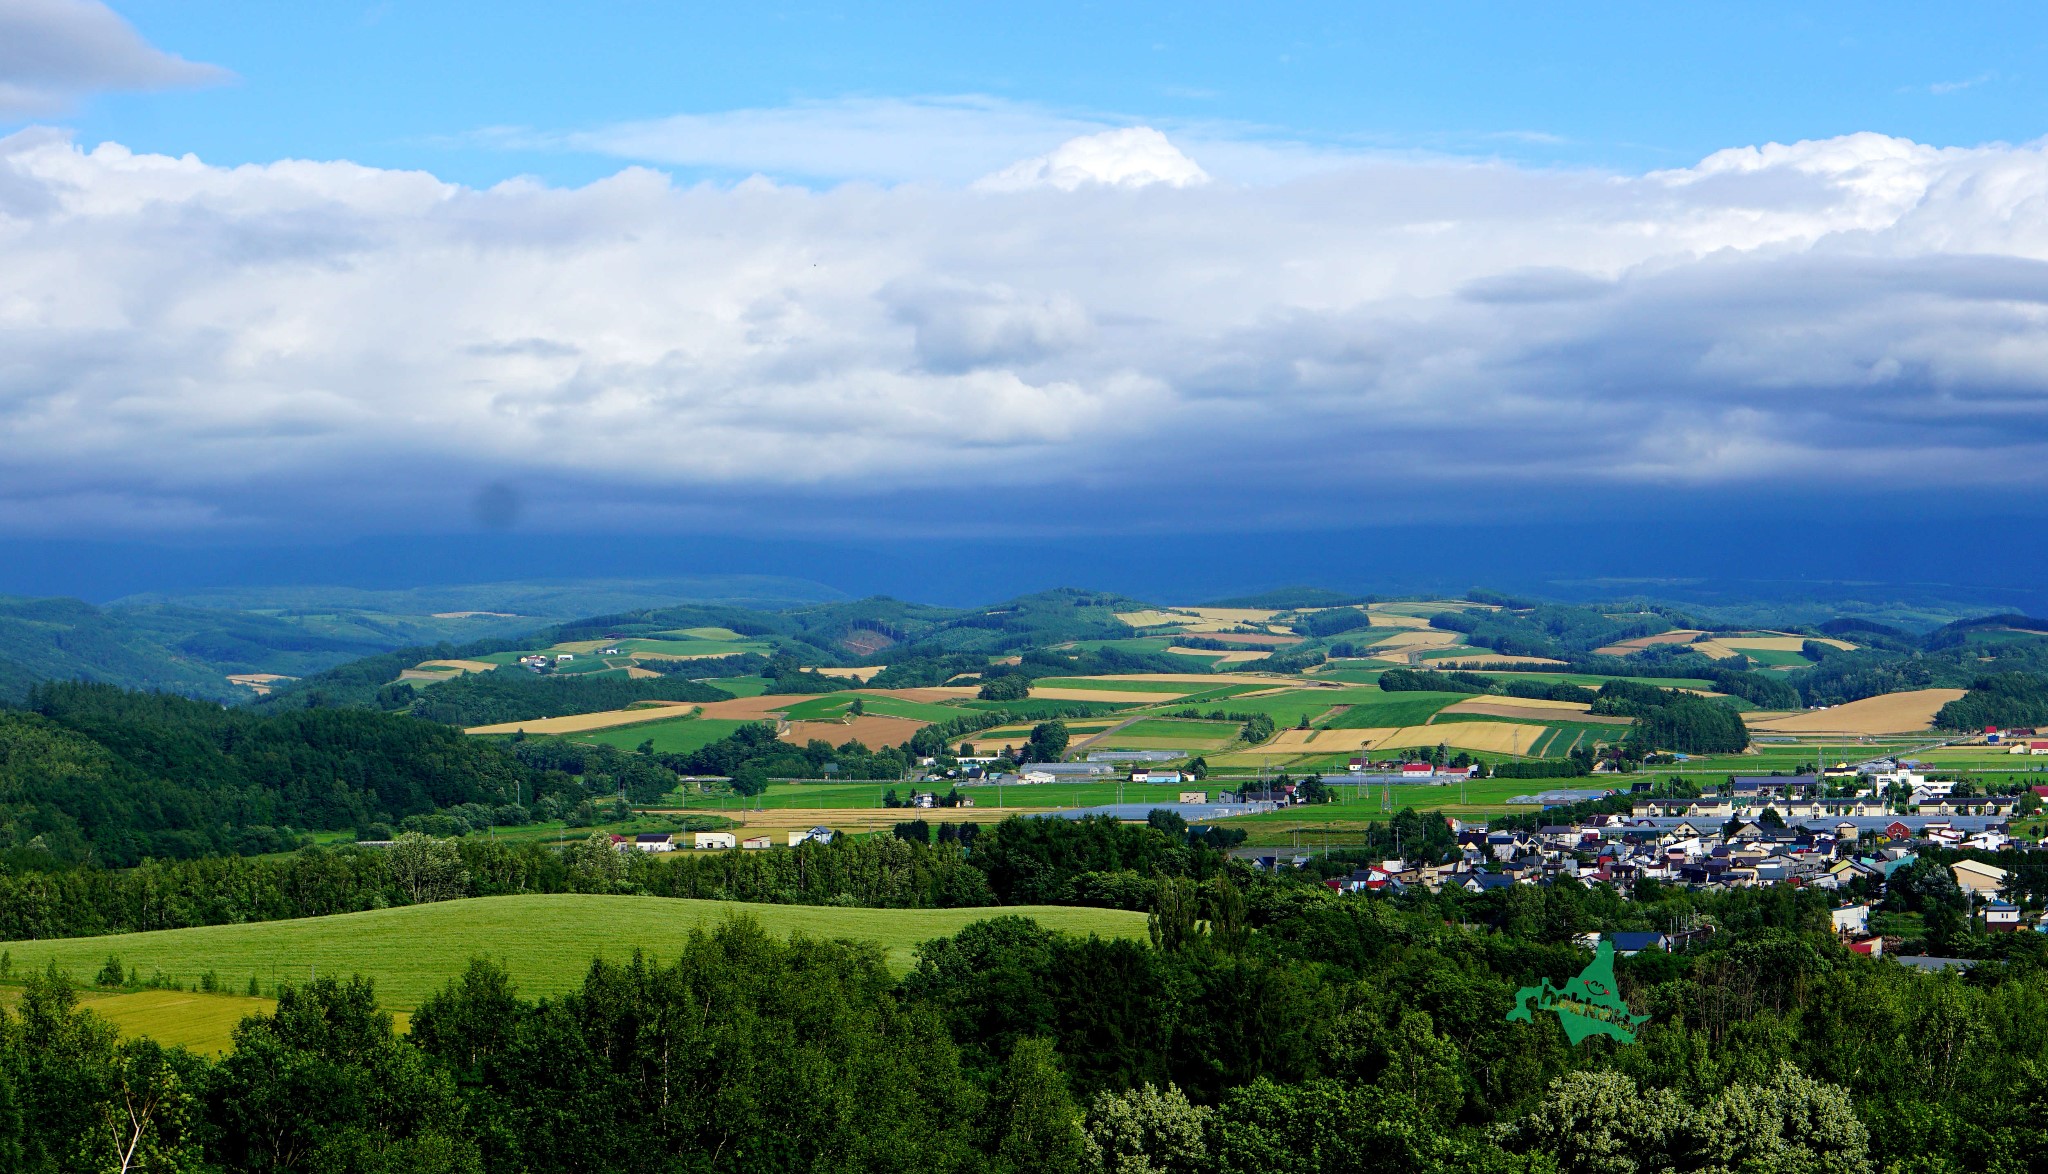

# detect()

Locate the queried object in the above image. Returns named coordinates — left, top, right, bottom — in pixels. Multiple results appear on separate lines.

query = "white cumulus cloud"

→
left=975, top=127, right=1210, bottom=192
left=5, top=126, right=2048, bottom=535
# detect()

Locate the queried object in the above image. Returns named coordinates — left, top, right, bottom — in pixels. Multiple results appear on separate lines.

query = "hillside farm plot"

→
left=1093, top=718, right=1240, bottom=750
left=1031, top=687, right=1193, bottom=703
left=781, top=715, right=928, bottom=748
left=1166, top=646, right=1270, bottom=664
left=1593, top=630, right=1709, bottom=655
left=466, top=702, right=699, bottom=736
left=776, top=694, right=965, bottom=723
left=1439, top=697, right=1632, bottom=725
left=1320, top=692, right=1471, bottom=728
left=1374, top=721, right=1552, bottom=756
left=572, top=715, right=752, bottom=755
left=0, top=896, right=1149, bottom=1011
left=1417, top=650, right=1569, bottom=666
left=1744, top=689, right=1965, bottom=735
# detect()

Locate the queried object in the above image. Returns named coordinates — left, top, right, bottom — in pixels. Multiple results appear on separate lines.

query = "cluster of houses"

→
left=611, top=826, right=837, bottom=852
left=515, top=653, right=575, bottom=672
left=1303, top=767, right=2033, bottom=943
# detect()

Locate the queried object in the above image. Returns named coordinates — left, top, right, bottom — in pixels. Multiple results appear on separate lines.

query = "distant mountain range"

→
left=0, top=576, right=848, bottom=704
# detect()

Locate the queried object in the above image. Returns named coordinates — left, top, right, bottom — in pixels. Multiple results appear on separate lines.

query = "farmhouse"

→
left=632, top=833, right=675, bottom=853
left=787, top=826, right=836, bottom=847
left=693, top=832, right=737, bottom=850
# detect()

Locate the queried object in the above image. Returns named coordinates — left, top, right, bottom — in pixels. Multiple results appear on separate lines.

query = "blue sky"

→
left=65, top=2, right=2048, bottom=183
left=11, top=2, right=2048, bottom=601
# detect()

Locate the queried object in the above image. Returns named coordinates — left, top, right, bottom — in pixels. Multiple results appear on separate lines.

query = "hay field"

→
left=816, top=666, right=882, bottom=680
left=1366, top=630, right=1464, bottom=652
left=0, top=896, right=1148, bottom=1011
left=1184, top=607, right=1283, bottom=626
left=1361, top=610, right=1433, bottom=630
left=780, top=715, right=927, bottom=747
left=1744, top=689, right=1965, bottom=735
left=1717, top=634, right=1854, bottom=652
left=466, top=702, right=698, bottom=736
left=420, top=658, right=498, bottom=673
left=1095, top=673, right=1292, bottom=685
left=1421, top=653, right=1569, bottom=667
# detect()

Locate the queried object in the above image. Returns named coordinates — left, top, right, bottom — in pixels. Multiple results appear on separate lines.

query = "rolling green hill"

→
left=0, top=894, right=1148, bottom=1010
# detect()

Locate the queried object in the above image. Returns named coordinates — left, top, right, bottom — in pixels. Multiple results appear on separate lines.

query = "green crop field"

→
left=0, top=986, right=283, bottom=1057
left=778, top=695, right=965, bottom=723
left=1320, top=692, right=1468, bottom=728
left=706, top=675, right=771, bottom=696
left=621, top=637, right=773, bottom=658
left=1113, top=718, right=1240, bottom=741
left=0, top=896, right=1150, bottom=1013
left=571, top=715, right=753, bottom=754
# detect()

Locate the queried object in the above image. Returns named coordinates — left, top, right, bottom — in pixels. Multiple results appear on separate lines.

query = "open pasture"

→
left=0, top=896, right=1148, bottom=1012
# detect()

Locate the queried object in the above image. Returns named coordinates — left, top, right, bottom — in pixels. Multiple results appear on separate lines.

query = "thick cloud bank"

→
left=5, top=126, right=2048, bottom=534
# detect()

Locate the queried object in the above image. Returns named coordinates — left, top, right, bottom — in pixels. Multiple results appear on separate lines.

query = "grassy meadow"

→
left=0, top=895, right=1149, bottom=1013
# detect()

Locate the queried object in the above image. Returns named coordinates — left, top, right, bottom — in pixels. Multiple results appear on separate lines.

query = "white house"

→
left=693, top=831, right=737, bottom=850
left=1830, top=903, right=1872, bottom=936
left=787, top=826, right=835, bottom=847
left=632, top=833, right=675, bottom=853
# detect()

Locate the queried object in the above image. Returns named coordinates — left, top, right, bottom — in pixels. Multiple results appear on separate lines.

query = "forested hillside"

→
left=0, top=684, right=553, bottom=864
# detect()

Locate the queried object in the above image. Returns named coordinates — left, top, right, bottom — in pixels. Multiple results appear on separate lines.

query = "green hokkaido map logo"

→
left=1506, top=942, right=1649, bottom=1045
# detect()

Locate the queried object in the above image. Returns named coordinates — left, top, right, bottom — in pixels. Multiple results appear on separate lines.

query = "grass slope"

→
left=0, top=895, right=1148, bottom=1011
left=0, top=986, right=280, bottom=1056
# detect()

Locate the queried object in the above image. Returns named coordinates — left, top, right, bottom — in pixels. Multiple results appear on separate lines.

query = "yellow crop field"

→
left=1446, top=695, right=1589, bottom=713
left=1362, top=610, right=1433, bottom=630
left=1715, top=635, right=1856, bottom=652
left=1745, top=689, right=1966, bottom=735
left=1185, top=607, right=1282, bottom=625
left=466, top=702, right=698, bottom=735
left=1030, top=687, right=1190, bottom=703
left=815, top=666, right=883, bottom=680
left=1114, top=608, right=1197, bottom=628
left=1380, top=722, right=1550, bottom=755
